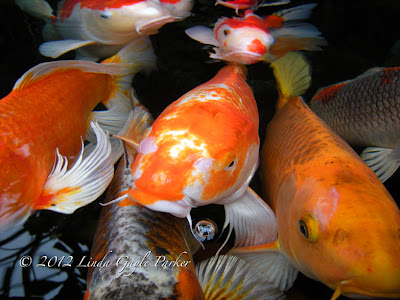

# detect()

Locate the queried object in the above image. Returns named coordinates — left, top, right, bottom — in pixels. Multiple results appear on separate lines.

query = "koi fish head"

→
left=212, top=10, right=275, bottom=64
left=69, top=0, right=175, bottom=44
left=278, top=174, right=400, bottom=299
left=127, top=96, right=259, bottom=218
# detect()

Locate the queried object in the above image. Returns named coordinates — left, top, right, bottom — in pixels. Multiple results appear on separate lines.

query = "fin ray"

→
left=196, top=255, right=284, bottom=300
left=36, top=123, right=114, bottom=213
left=224, top=187, right=277, bottom=248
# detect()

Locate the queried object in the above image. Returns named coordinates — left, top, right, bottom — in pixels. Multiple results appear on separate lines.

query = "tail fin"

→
left=100, top=37, right=156, bottom=109
left=270, top=52, right=311, bottom=110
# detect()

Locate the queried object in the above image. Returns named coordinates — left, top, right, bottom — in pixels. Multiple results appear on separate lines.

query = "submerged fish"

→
left=310, top=67, right=400, bottom=182
left=117, top=63, right=276, bottom=248
left=185, top=4, right=325, bottom=65
left=215, top=0, right=290, bottom=14
left=16, top=0, right=177, bottom=60
left=0, top=38, right=155, bottom=231
left=231, top=53, right=400, bottom=299
left=86, top=108, right=281, bottom=299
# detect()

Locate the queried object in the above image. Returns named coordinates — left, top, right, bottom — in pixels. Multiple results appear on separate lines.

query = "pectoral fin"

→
left=361, top=146, right=400, bottom=182
left=224, top=187, right=277, bottom=248
left=230, top=242, right=299, bottom=291
left=196, top=255, right=283, bottom=299
left=35, top=123, right=114, bottom=213
left=39, top=40, right=97, bottom=58
left=185, top=26, right=219, bottom=46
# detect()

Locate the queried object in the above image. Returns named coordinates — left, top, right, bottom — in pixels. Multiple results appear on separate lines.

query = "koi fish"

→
left=215, top=0, right=290, bottom=14
left=185, top=4, right=325, bottom=65
left=116, top=63, right=277, bottom=249
left=0, top=38, right=155, bottom=231
left=85, top=111, right=281, bottom=299
left=310, top=67, right=400, bottom=182
left=231, top=52, right=400, bottom=299
left=16, top=0, right=177, bottom=60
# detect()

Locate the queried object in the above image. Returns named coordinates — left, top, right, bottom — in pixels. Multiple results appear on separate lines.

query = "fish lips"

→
left=211, top=48, right=264, bottom=64
left=136, top=16, right=176, bottom=35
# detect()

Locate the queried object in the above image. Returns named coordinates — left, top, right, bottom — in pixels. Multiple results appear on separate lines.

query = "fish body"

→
left=16, top=0, right=177, bottom=60
left=86, top=109, right=282, bottom=299
left=119, top=63, right=277, bottom=248
left=85, top=107, right=206, bottom=299
left=185, top=4, right=326, bottom=65
left=310, top=67, right=400, bottom=182
left=232, top=53, right=400, bottom=300
left=0, top=38, right=155, bottom=230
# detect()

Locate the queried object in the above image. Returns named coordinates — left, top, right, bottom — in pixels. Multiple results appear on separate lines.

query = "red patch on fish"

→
left=247, top=38, right=267, bottom=55
left=59, top=0, right=146, bottom=19
left=312, top=83, right=346, bottom=105
left=380, top=67, right=400, bottom=86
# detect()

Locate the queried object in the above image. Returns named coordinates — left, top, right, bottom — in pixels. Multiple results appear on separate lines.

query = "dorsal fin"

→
left=12, top=60, right=109, bottom=92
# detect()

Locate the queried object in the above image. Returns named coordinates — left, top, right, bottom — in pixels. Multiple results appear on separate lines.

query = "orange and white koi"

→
left=310, top=67, right=400, bottom=182
left=16, top=0, right=179, bottom=60
left=116, top=63, right=276, bottom=249
left=231, top=52, right=400, bottom=300
left=185, top=4, right=325, bottom=65
left=85, top=109, right=281, bottom=299
left=0, top=38, right=155, bottom=231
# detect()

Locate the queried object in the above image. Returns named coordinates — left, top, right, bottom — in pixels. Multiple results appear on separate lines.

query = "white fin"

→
left=196, top=255, right=284, bottom=300
left=100, top=37, right=156, bottom=109
left=224, top=187, right=277, bottom=248
left=38, top=122, right=114, bottom=214
left=185, top=26, right=219, bottom=46
left=274, top=3, right=317, bottom=21
left=39, top=40, right=97, bottom=58
left=15, top=0, right=54, bottom=21
left=361, top=146, right=400, bottom=183
left=231, top=245, right=299, bottom=291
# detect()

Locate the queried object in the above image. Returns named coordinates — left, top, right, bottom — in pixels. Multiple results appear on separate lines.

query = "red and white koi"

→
left=16, top=0, right=183, bottom=60
left=185, top=4, right=325, bottom=64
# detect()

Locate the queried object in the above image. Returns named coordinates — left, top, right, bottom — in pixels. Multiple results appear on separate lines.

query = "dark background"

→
left=1, top=0, right=400, bottom=299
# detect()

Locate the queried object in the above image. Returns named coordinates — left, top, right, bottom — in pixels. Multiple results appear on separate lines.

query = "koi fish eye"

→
left=298, top=213, right=319, bottom=242
left=99, top=11, right=112, bottom=19
left=223, top=29, right=231, bottom=35
left=194, top=219, right=218, bottom=242
left=223, top=153, right=237, bottom=171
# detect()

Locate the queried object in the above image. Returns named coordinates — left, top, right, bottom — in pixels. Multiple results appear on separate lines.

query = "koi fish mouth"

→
left=211, top=48, right=264, bottom=64
left=136, top=16, right=176, bottom=35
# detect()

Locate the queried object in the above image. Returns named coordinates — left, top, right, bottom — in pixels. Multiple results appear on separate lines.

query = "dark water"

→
left=1, top=0, right=400, bottom=299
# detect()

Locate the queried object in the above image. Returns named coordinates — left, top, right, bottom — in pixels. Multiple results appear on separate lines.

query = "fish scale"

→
left=311, top=67, right=400, bottom=148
